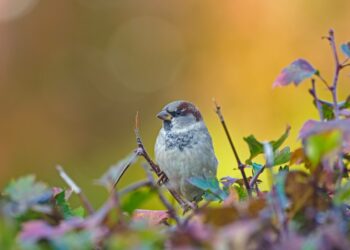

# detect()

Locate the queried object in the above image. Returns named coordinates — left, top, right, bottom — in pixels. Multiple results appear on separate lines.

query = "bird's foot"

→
left=157, top=171, right=169, bottom=186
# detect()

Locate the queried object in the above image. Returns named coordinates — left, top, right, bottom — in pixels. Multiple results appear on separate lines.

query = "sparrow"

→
left=154, top=100, right=218, bottom=203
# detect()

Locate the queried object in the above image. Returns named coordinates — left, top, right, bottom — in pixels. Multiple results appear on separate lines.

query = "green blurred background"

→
left=1, top=0, right=350, bottom=206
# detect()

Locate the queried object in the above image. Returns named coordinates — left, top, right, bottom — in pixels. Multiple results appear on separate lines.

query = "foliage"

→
left=1, top=29, right=350, bottom=249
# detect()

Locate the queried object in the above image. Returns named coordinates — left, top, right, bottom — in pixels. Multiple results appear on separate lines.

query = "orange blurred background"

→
left=1, top=0, right=350, bottom=206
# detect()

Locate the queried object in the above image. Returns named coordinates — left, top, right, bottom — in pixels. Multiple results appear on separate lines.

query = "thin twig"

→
left=309, top=78, right=324, bottom=121
left=56, top=165, right=95, bottom=215
left=134, top=112, right=161, bottom=174
left=182, top=200, right=211, bottom=227
left=328, top=29, right=341, bottom=119
left=315, top=72, right=331, bottom=89
left=341, top=63, right=350, bottom=69
left=140, top=164, right=181, bottom=225
left=119, top=179, right=153, bottom=196
left=134, top=112, right=191, bottom=211
left=249, top=165, right=266, bottom=189
left=213, top=99, right=251, bottom=196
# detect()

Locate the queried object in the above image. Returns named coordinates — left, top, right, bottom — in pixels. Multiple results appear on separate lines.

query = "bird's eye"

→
left=175, top=110, right=182, bottom=116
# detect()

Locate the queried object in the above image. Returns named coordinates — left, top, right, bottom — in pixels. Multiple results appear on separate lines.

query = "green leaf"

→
left=271, top=126, right=291, bottom=151
left=122, top=190, right=156, bottom=214
left=51, top=231, right=94, bottom=250
left=334, top=181, right=350, bottom=206
left=188, top=177, right=228, bottom=201
left=55, top=191, right=84, bottom=219
left=273, top=147, right=291, bottom=166
left=244, top=126, right=290, bottom=164
left=2, top=175, right=52, bottom=216
left=3, top=175, right=51, bottom=204
left=305, top=130, right=342, bottom=167
left=233, top=185, right=248, bottom=201
left=275, top=171, right=289, bottom=209
left=243, top=135, right=263, bottom=164
left=320, top=102, right=335, bottom=120
left=252, top=163, right=263, bottom=173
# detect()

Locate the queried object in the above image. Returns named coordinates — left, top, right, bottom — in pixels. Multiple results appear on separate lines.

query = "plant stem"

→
left=119, top=179, right=153, bottom=196
left=249, top=165, right=265, bottom=189
left=213, top=99, right=251, bottom=196
left=56, top=165, right=95, bottom=215
left=328, top=29, right=341, bottom=119
left=141, top=164, right=181, bottom=225
left=309, top=79, right=324, bottom=121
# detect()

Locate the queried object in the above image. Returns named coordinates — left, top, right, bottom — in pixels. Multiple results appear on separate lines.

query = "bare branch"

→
left=249, top=165, right=266, bottom=189
left=213, top=99, right=251, bottom=196
left=119, top=179, right=153, bottom=196
left=328, top=29, right=341, bottom=119
left=309, top=78, right=324, bottom=121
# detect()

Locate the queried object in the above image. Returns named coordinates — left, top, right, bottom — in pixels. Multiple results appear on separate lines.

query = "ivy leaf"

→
left=273, top=59, right=317, bottom=87
left=188, top=177, right=228, bottom=201
left=341, top=42, right=350, bottom=58
left=2, top=175, right=52, bottom=216
left=55, top=191, right=84, bottom=219
left=244, top=126, right=290, bottom=164
left=273, top=147, right=291, bottom=166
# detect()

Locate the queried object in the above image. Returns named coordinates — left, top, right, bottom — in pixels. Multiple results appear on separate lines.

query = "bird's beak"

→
left=157, top=110, right=172, bottom=121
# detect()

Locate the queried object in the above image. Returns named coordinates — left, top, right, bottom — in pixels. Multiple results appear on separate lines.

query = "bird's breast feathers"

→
left=155, top=123, right=218, bottom=190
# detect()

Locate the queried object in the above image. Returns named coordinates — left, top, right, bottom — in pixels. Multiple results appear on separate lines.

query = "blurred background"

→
left=1, top=0, right=350, bottom=206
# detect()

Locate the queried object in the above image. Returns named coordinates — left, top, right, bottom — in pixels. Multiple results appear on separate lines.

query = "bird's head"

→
left=157, top=101, right=203, bottom=131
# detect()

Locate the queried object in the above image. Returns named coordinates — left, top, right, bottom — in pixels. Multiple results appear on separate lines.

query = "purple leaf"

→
left=299, top=119, right=350, bottom=153
left=220, top=176, right=239, bottom=187
left=19, top=219, right=82, bottom=242
left=273, top=59, right=316, bottom=87
left=341, top=42, right=350, bottom=58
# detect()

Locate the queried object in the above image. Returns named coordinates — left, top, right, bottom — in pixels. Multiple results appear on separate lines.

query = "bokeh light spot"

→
left=107, top=16, right=186, bottom=93
left=0, top=0, right=39, bottom=22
